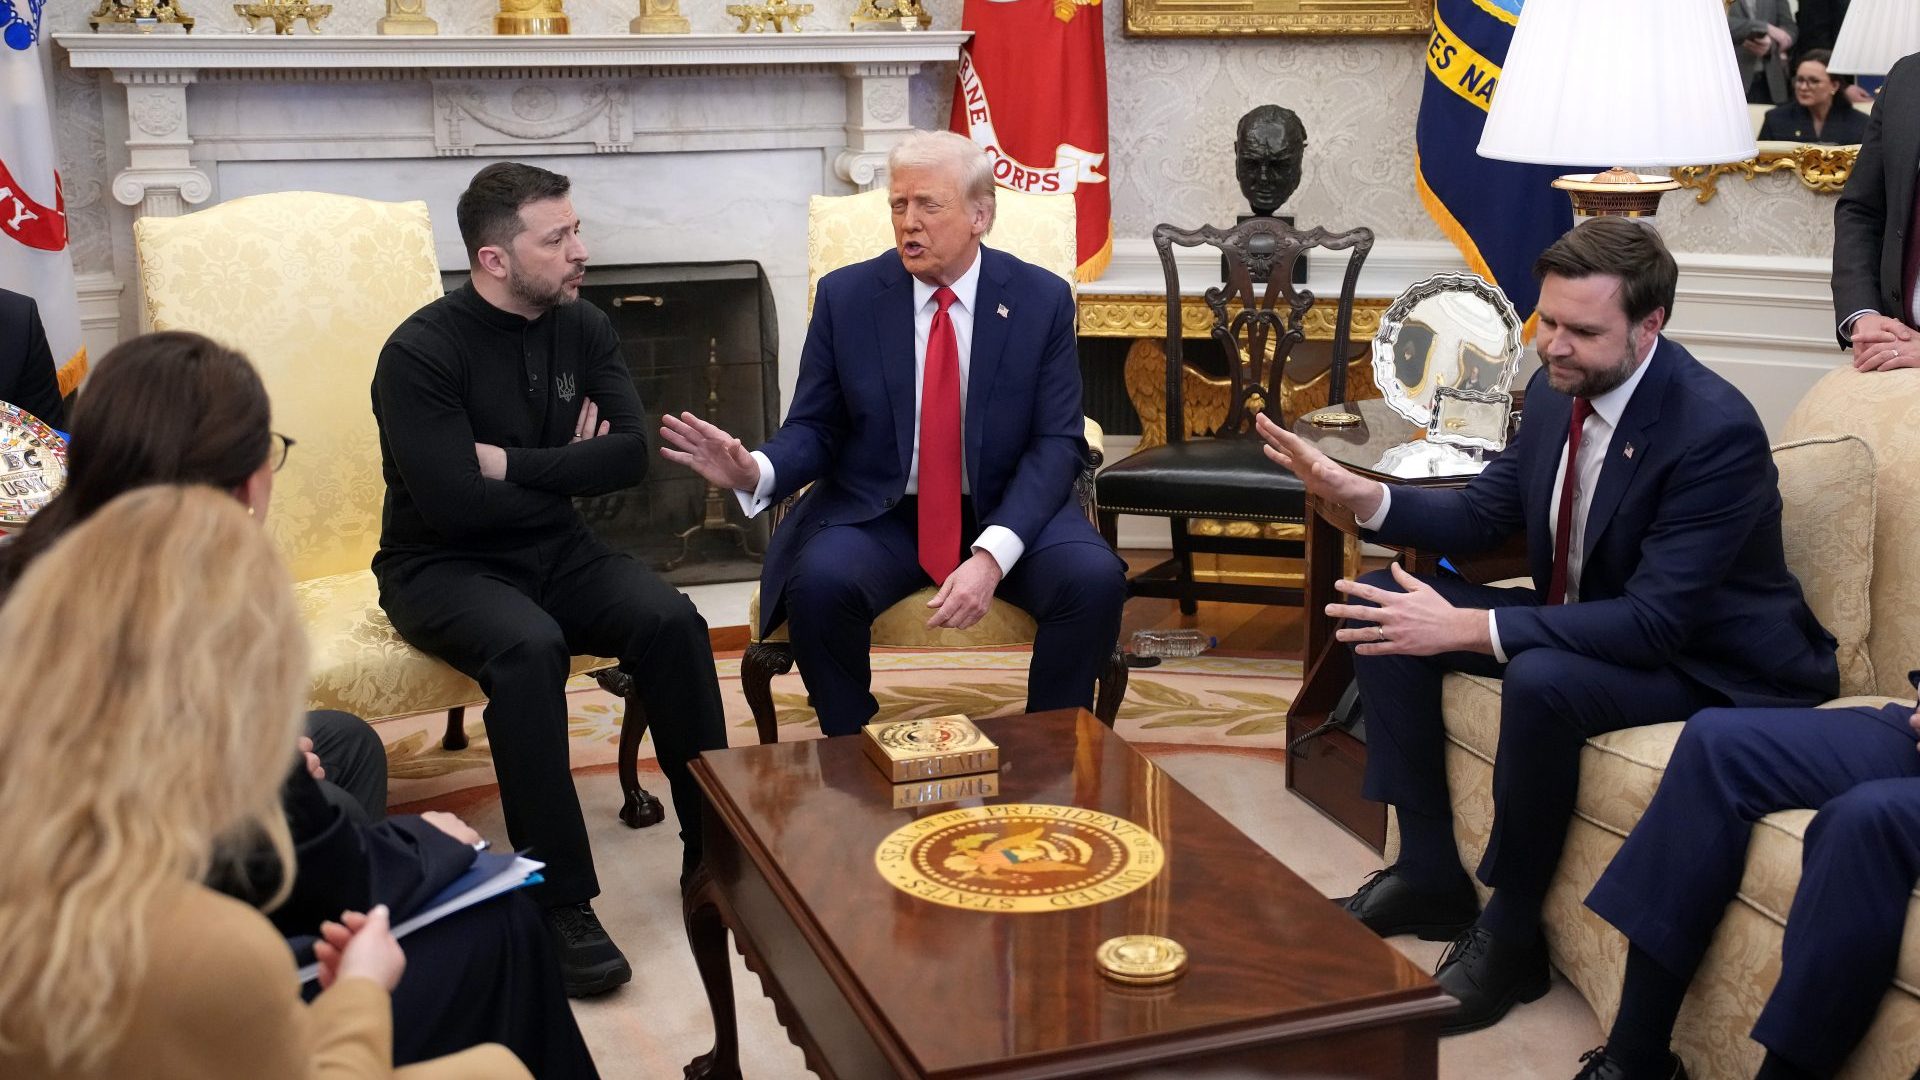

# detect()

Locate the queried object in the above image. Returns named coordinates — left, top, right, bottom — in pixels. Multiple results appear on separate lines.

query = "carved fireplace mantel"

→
left=55, top=32, right=970, bottom=218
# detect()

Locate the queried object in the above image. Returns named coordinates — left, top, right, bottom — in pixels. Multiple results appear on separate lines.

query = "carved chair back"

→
left=1151, top=218, right=1373, bottom=445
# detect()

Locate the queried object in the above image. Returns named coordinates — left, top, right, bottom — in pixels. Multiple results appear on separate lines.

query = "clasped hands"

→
left=659, top=410, right=1002, bottom=631
left=475, top=398, right=610, bottom=480
left=1851, top=315, right=1920, bottom=373
left=1254, top=413, right=1489, bottom=656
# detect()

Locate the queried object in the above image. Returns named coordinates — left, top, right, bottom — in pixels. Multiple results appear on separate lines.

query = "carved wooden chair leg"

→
left=595, top=667, right=665, bottom=829
left=741, top=641, right=795, bottom=745
left=1170, top=516, right=1198, bottom=615
left=440, top=706, right=468, bottom=751
left=1094, top=645, right=1129, bottom=728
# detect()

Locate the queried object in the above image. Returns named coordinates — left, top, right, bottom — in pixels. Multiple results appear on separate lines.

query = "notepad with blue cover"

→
left=295, top=853, right=543, bottom=984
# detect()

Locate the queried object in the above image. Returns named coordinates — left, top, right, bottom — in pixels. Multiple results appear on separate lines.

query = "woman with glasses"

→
left=0, top=332, right=599, bottom=1078
left=1760, top=49, right=1870, bottom=145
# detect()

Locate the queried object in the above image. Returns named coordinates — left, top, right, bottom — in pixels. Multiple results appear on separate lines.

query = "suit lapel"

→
left=1580, top=338, right=1672, bottom=563
left=966, top=247, right=1012, bottom=490
left=874, top=257, right=918, bottom=481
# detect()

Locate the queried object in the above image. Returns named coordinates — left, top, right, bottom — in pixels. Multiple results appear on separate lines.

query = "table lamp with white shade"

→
left=1827, top=0, right=1920, bottom=77
left=1476, top=0, right=1756, bottom=219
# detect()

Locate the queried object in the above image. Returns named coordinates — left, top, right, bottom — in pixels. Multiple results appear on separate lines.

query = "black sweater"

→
left=371, top=282, right=648, bottom=568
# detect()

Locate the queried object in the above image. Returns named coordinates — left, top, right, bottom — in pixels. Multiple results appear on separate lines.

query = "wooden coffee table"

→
left=682, top=708, right=1451, bottom=1078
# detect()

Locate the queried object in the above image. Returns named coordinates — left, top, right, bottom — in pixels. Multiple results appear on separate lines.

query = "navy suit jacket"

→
left=1374, top=337, right=1837, bottom=709
left=0, top=287, right=67, bottom=431
left=757, top=245, right=1099, bottom=635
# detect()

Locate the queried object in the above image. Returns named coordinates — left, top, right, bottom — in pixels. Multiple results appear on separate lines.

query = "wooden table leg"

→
left=682, top=864, right=743, bottom=1080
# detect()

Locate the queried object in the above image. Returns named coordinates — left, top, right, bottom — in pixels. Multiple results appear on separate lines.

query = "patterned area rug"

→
left=376, top=648, right=1301, bottom=805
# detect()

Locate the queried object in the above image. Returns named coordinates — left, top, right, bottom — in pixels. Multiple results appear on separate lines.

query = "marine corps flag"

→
left=1416, top=0, right=1571, bottom=325
left=0, top=0, right=84, bottom=376
left=949, top=0, right=1111, bottom=281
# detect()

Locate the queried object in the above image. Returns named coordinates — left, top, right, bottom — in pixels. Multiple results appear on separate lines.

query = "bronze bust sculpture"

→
left=1235, top=105, right=1308, bottom=216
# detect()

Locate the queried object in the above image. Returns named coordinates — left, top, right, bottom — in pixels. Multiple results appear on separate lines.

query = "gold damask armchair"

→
left=134, top=192, right=665, bottom=827
left=739, top=186, right=1126, bottom=741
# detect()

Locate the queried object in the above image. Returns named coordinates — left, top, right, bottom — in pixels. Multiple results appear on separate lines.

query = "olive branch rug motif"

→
left=377, top=650, right=1301, bottom=805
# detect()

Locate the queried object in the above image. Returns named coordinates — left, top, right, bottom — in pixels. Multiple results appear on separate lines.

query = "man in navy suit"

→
left=662, top=130, right=1126, bottom=735
left=0, top=287, right=68, bottom=430
left=1571, top=703, right=1920, bottom=1080
left=1259, top=218, right=1836, bottom=1035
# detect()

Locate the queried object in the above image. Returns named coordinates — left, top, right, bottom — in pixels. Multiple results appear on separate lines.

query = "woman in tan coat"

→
left=0, top=485, right=530, bottom=1080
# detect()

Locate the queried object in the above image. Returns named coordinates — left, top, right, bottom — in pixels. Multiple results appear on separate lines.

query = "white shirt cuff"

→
left=733, top=450, right=776, bottom=518
left=972, top=525, right=1025, bottom=576
left=1840, top=309, right=1878, bottom=343
left=1353, top=483, right=1392, bottom=531
left=1488, top=609, right=1509, bottom=664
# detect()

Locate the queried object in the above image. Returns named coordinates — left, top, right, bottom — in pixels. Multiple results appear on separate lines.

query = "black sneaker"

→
left=542, top=902, right=633, bottom=998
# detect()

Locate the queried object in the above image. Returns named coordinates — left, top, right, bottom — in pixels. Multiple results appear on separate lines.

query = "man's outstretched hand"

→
left=660, top=411, right=760, bottom=491
left=1253, top=413, right=1384, bottom=520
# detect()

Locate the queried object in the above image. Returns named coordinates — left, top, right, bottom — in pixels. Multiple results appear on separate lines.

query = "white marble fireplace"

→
left=54, top=32, right=970, bottom=407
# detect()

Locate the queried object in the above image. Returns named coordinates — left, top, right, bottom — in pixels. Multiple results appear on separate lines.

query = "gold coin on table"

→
left=1096, top=934, right=1188, bottom=984
left=1308, top=411, right=1361, bottom=428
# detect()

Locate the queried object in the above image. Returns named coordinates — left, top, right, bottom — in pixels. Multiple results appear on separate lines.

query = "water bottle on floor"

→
left=1128, top=628, right=1216, bottom=660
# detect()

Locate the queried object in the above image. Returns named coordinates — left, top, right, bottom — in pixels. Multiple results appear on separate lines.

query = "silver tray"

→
left=1371, top=271, right=1524, bottom=428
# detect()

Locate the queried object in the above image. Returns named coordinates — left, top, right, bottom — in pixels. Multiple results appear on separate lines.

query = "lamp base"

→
left=1552, top=167, right=1680, bottom=218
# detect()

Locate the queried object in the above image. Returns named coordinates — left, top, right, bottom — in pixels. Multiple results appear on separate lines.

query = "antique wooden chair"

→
left=1095, top=217, right=1373, bottom=613
left=135, top=192, right=666, bottom=828
left=738, top=186, right=1127, bottom=742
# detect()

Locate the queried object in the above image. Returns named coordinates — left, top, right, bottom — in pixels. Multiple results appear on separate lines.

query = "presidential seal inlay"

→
left=874, top=803, right=1165, bottom=913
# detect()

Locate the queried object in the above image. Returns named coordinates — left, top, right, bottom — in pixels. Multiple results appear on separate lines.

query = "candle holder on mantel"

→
left=87, top=0, right=196, bottom=32
left=377, top=0, right=437, bottom=34
left=495, top=0, right=568, bottom=34
left=727, top=0, right=812, bottom=32
left=849, top=0, right=930, bottom=30
left=631, top=0, right=689, bottom=33
left=234, top=0, right=330, bottom=33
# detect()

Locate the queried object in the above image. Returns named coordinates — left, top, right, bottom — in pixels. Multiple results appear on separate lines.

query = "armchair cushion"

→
left=1773, top=435, right=1876, bottom=695
left=298, top=568, right=614, bottom=722
left=749, top=585, right=1038, bottom=648
left=1095, top=436, right=1307, bottom=523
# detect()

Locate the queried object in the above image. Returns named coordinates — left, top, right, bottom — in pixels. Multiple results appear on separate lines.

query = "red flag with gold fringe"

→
left=948, top=0, right=1111, bottom=281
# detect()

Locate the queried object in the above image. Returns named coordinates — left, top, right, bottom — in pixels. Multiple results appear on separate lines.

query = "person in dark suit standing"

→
left=1835, top=52, right=1920, bottom=370
left=0, top=286, right=68, bottom=430
left=1731, top=0, right=1798, bottom=104
left=662, top=130, right=1126, bottom=736
left=1258, top=218, right=1837, bottom=1036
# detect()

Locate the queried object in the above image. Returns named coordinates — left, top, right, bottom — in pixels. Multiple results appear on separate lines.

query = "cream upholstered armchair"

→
left=738, top=186, right=1126, bottom=741
left=133, top=192, right=665, bottom=828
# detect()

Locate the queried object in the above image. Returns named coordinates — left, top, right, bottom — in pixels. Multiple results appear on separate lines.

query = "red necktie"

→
left=1546, top=397, right=1593, bottom=606
left=918, top=286, right=962, bottom=584
left=1902, top=179, right=1920, bottom=326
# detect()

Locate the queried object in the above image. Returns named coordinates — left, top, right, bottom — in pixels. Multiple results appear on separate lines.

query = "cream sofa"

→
left=1417, top=365, right=1920, bottom=1079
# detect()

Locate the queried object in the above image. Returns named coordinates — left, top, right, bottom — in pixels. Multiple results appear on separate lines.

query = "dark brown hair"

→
left=1532, top=217, right=1678, bottom=326
left=455, top=161, right=572, bottom=262
left=0, top=330, right=271, bottom=591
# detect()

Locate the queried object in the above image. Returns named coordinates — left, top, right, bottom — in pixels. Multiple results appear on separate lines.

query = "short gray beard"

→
left=507, top=262, right=578, bottom=312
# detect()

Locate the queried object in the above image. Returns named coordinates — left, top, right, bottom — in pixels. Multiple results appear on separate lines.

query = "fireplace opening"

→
left=444, top=262, right=779, bottom=585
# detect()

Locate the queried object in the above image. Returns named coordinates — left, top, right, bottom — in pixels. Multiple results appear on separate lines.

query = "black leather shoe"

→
left=1332, top=867, right=1479, bottom=941
left=1572, top=1045, right=1688, bottom=1080
left=543, top=902, right=633, bottom=998
left=1434, top=925, right=1550, bottom=1034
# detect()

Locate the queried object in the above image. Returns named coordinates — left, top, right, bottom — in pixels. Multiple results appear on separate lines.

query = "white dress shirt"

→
left=733, top=249, right=1025, bottom=574
left=1357, top=335, right=1658, bottom=661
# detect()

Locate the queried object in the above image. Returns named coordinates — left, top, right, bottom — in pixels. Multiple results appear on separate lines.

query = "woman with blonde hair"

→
left=0, top=486, right=527, bottom=1079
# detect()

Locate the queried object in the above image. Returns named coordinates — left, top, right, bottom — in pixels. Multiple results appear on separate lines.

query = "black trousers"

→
left=1350, top=569, right=1722, bottom=896
left=305, top=709, right=388, bottom=824
left=378, top=527, right=728, bottom=906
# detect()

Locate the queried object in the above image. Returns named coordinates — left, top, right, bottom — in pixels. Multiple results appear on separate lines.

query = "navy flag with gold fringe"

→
left=1416, top=0, right=1573, bottom=326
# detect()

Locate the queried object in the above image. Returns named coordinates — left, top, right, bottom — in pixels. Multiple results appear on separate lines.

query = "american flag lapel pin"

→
left=1623, top=443, right=1635, bottom=459
left=997, top=303, right=1009, bottom=318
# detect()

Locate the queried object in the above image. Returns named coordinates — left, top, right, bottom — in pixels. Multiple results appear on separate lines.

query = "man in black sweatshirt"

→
left=372, top=162, right=727, bottom=997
